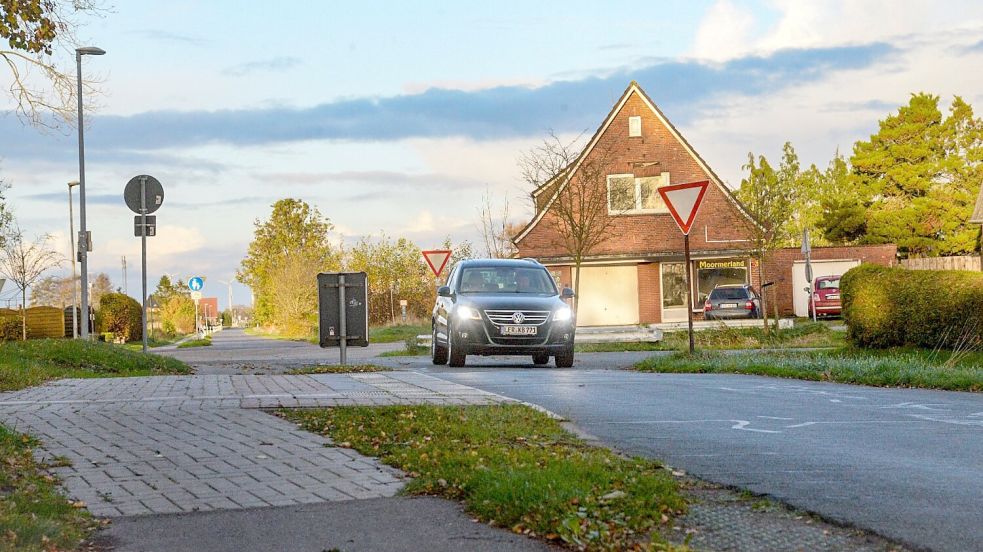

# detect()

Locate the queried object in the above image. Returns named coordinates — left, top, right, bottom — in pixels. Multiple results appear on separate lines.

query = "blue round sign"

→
left=188, top=277, right=204, bottom=291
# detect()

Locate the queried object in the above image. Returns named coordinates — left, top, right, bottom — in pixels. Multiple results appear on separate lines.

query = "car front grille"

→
left=483, top=310, right=551, bottom=326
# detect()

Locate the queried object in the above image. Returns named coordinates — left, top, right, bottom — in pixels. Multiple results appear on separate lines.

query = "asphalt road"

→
left=385, top=356, right=983, bottom=552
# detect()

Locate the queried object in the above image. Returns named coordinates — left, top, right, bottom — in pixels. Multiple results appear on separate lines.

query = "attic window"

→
left=628, top=116, right=642, bottom=137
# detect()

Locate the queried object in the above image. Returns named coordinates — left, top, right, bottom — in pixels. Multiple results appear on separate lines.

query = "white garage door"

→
left=791, top=259, right=860, bottom=317
left=574, top=265, right=639, bottom=326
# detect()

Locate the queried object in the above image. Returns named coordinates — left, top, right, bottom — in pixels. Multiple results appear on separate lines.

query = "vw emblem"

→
left=512, top=312, right=525, bottom=324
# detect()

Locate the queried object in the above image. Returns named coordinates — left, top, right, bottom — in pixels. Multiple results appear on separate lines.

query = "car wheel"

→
left=431, top=324, right=448, bottom=365
left=532, top=352, right=549, bottom=365
left=447, top=323, right=467, bottom=367
left=554, top=346, right=574, bottom=368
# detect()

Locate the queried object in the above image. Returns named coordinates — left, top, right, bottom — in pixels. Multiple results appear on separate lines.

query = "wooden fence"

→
left=0, top=306, right=66, bottom=338
left=900, top=255, right=982, bottom=272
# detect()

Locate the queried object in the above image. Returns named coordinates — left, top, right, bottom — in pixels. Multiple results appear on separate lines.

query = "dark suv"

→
left=431, top=259, right=576, bottom=367
left=703, top=284, right=762, bottom=320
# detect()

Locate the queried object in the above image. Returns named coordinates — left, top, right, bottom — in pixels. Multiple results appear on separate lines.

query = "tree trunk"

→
left=21, top=289, right=27, bottom=341
left=757, top=256, right=769, bottom=337
left=572, top=260, right=582, bottom=314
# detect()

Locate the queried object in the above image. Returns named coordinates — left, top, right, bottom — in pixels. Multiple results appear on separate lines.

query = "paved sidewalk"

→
left=0, top=372, right=509, bottom=518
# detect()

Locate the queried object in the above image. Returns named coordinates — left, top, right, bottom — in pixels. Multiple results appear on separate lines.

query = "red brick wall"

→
left=762, top=245, right=897, bottom=315
left=517, top=89, right=755, bottom=260
left=637, top=263, right=661, bottom=323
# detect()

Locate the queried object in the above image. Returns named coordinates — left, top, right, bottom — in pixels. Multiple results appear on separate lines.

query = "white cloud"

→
left=691, top=0, right=757, bottom=61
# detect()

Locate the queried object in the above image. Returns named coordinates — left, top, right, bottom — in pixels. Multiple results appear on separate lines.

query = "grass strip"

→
left=176, top=336, right=212, bottom=348
left=0, top=425, right=98, bottom=551
left=578, top=322, right=844, bottom=353
left=283, top=404, right=686, bottom=550
left=369, top=324, right=430, bottom=344
left=0, top=339, right=191, bottom=392
left=286, top=364, right=391, bottom=374
left=635, top=349, right=983, bottom=391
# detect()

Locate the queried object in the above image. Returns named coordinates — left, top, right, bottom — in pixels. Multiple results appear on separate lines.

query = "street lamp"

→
left=76, top=45, right=105, bottom=340
left=68, top=181, right=79, bottom=338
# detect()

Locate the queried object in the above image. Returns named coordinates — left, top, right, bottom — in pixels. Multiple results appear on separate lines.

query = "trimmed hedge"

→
left=98, top=292, right=143, bottom=342
left=842, top=264, right=983, bottom=348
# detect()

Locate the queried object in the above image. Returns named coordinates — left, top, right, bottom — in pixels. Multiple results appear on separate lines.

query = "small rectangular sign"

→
left=134, top=215, right=156, bottom=237
left=318, top=272, right=369, bottom=348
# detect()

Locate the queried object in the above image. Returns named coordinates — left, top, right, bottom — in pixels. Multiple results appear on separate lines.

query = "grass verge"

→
left=0, top=425, right=98, bottom=551
left=369, top=324, right=429, bottom=344
left=120, top=334, right=187, bottom=351
left=286, top=364, right=391, bottom=374
left=282, top=404, right=686, bottom=550
left=176, top=336, right=212, bottom=348
left=577, top=322, right=844, bottom=353
left=635, top=349, right=983, bottom=391
left=0, top=339, right=191, bottom=392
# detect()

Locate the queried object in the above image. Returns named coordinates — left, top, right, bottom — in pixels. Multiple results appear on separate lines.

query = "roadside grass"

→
left=176, top=336, right=212, bottom=348
left=369, top=324, right=429, bottom=344
left=244, top=326, right=318, bottom=344
left=283, top=404, right=686, bottom=550
left=0, top=425, right=98, bottom=551
left=635, top=348, right=983, bottom=391
left=121, top=334, right=185, bottom=351
left=0, top=339, right=191, bottom=392
left=578, top=322, right=844, bottom=353
left=286, top=364, right=391, bottom=374
left=378, top=335, right=429, bottom=357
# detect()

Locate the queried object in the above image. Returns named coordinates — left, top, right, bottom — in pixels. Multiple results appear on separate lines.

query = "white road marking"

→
left=606, top=419, right=781, bottom=434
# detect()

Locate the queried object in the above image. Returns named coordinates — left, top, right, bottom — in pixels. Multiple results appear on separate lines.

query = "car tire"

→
left=447, top=324, right=467, bottom=367
left=431, top=324, right=448, bottom=365
left=532, top=353, right=549, bottom=365
left=554, top=347, right=574, bottom=368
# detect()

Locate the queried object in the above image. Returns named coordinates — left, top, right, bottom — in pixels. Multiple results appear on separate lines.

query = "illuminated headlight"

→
left=553, top=307, right=572, bottom=322
left=455, top=306, right=482, bottom=320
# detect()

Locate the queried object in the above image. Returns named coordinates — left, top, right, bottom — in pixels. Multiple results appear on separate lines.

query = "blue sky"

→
left=1, top=0, right=982, bottom=309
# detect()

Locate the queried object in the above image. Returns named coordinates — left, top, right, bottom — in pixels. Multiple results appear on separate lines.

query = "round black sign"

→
left=124, top=175, right=164, bottom=214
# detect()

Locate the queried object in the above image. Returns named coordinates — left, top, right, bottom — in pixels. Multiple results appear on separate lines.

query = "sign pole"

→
left=684, top=233, right=694, bottom=354
left=338, top=273, right=347, bottom=365
left=140, top=176, right=148, bottom=353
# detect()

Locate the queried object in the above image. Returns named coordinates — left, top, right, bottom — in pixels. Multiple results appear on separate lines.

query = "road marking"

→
left=606, top=419, right=781, bottom=434
left=879, top=402, right=950, bottom=412
left=757, top=416, right=794, bottom=420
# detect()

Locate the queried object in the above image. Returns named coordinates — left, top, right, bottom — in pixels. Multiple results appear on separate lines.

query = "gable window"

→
left=607, top=173, right=671, bottom=214
left=628, top=116, right=642, bottom=137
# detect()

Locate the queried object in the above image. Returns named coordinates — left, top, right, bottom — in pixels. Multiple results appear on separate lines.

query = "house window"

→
left=607, top=173, right=671, bottom=214
left=696, top=258, right=750, bottom=305
left=628, top=116, right=642, bottom=137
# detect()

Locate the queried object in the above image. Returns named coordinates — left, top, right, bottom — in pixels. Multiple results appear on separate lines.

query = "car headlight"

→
left=553, top=306, right=572, bottom=322
left=455, top=306, right=482, bottom=320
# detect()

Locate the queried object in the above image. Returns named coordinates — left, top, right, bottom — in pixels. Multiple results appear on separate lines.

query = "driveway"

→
left=389, top=356, right=983, bottom=552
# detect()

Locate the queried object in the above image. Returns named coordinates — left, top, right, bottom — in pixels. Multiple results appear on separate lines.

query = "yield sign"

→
left=421, top=250, right=452, bottom=277
left=658, top=180, right=710, bottom=235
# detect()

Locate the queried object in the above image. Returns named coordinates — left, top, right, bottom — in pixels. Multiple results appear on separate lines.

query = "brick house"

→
left=514, top=81, right=895, bottom=325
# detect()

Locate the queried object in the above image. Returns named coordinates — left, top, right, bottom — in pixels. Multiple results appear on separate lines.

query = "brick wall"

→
left=762, top=244, right=897, bottom=315
left=516, top=88, right=756, bottom=261
left=637, top=263, right=661, bottom=323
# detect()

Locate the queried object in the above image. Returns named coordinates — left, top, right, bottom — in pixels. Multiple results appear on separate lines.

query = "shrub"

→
left=160, top=295, right=196, bottom=334
left=98, top=293, right=143, bottom=342
left=0, top=316, right=20, bottom=341
left=842, top=264, right=983, bottom=349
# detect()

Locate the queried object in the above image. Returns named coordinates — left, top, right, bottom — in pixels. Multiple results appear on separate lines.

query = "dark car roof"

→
left=713, top=284, right=751, bottom=289
left=455, top=258, right=545, bottom=269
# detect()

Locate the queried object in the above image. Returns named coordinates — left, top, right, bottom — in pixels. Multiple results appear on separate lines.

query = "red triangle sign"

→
left=658, top=180, right=710, bottom=235
left=421, top=250, right=452, bottom=277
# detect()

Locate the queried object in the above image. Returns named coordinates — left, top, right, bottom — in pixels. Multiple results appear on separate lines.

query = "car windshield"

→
left=709, top=287, right=747, bottom=300
left=817, top=278, right=840, bottom=290
left=459, top=267, right=557, bottom=294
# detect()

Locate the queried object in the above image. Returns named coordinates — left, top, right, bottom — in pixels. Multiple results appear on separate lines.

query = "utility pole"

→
left=122, top=256, right=127, bottom=295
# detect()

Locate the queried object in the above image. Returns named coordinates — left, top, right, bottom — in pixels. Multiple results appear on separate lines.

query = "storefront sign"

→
left=698, top=259, right=747, bottom=270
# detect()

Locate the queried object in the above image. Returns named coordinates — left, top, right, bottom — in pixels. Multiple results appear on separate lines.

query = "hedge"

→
left=98, top=293, right=143, bottom=342
left=841, top=264, right=983, bottom=349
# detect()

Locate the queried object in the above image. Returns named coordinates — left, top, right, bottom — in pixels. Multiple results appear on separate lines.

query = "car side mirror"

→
left=560, top=287, right=575, bottom=299
left=437, top=286, right=452, bottom=297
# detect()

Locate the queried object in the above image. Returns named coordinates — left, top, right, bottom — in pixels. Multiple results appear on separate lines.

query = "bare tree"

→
left=0, top=226, right=62, bottom=339
left=477, top=187, right=519, bottom=259
left=519, top=131, right=617, bottom=312
left=1, top=1, right=102, bottom=127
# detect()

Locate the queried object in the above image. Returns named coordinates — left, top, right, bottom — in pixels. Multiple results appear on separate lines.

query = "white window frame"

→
left=607, top=172, right=671, bottom=215
left=628, top=116, right=642, bottom=137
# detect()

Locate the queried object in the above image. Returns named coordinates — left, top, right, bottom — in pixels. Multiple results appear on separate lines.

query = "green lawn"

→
left=369, top=324, right=429, bottom=343
left=283, top=405, right=686, bottom=551
left=578, top=322, right=844, bottom=353
left=176, top=336, right=212, bottom=348
left=120, top=334, right=186, bottom=351
left=0, top=426, right=97, bottom=551
left=0, top=339, right=192, bottom=392
left=286, top=364, right=392, bottom=374
left=635, top=348, right=983, bottom=391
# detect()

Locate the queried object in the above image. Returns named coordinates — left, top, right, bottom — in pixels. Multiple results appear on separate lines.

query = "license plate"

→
left=827, top=294, right=840, bottom=300
left=501, top=325, right=537, bottom=336
left=720, top=303, right=738, bottom=308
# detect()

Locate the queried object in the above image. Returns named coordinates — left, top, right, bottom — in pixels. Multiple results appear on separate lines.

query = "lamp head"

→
left=76, top=47, right=106, bottom=56
left=68, top=180, right=80, bottom=188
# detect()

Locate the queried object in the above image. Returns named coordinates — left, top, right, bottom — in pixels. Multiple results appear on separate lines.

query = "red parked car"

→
left=808, top=275, right=842, bottom=318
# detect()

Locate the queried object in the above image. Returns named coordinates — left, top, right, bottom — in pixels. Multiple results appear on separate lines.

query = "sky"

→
left=1, top=0, right=982, bottom=309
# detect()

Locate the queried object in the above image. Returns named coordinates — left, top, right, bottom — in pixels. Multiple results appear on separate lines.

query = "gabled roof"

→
left=971, top=182, right=983, bottom=224
left=513, top=81, right=756, bottom=245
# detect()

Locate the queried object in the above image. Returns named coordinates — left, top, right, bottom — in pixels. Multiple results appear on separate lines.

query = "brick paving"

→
left=0, top=372, right=510, bottom=517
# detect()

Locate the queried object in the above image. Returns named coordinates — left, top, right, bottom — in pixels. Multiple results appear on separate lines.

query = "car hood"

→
left=456, top=294, right=564, bottom=312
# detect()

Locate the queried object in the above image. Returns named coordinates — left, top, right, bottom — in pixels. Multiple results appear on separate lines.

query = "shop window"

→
left=608, top=173, right=670, bottom=214
left=696, top=259, right=750, bottom=305
left=661, top=262, right=687, bottom=309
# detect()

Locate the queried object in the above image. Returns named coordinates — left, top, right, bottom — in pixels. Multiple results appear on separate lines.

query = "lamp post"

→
left=75, top=46, right=105, bottom=340
left=68, top=181, right=80, bottom=338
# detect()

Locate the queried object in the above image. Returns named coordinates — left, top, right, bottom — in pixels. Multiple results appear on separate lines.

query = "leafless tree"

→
left=477, top=187, right=519, bottom=259
left=0, top=226, right=62, bottom=339
left=519, top=131, right=617, bottom=312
